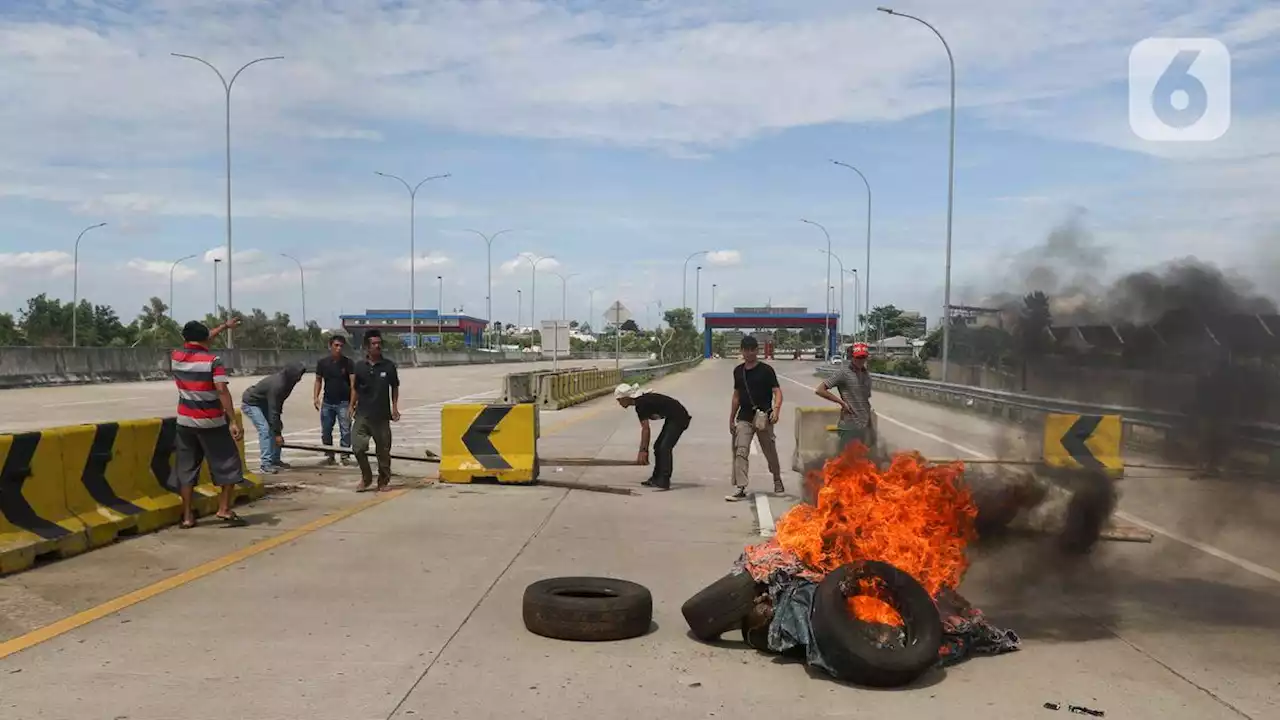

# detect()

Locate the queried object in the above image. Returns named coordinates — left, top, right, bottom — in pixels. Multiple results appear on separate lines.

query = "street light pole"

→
left=169, top=253, right=198, bottom=321
left=279, top=253, right=307, bottom=344
left=830, top=160, right=873, bottom=335
left=437, top=276, right=444, bottom=348
left=801, top=219, right=833, bottom=359
left=711, top=284, right=717, bottom=314
left=695, top=266, right=702, bottom=333
left=551, top=271, right=577, bottom=370
left=172, top=53, right=283, bottom=349
left=375, top=172, right=450, bottom=364
left=516, top=289, right=523, bottom=351
left=213, top=259, right=222, bottom=320
left=878, top=7, right=956, bottom=382
left=71, top=222, right=106, bottom=347
left=463, top=228, right=513, bottom=349
left=850, top=269, right=860, bottom=342
left=821, top=249, right=845, bottom=345
left=521, top=254, right=556, bottom=346
left=683, top=250, right=708, bottom=309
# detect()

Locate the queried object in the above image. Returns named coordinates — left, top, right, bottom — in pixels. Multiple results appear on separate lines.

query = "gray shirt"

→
left=822, top=365, right=873, bottom=428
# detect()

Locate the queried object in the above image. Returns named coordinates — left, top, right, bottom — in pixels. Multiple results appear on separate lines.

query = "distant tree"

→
left=569, top=320, right=580, bottom=330
left=859, top=305, right=917, bottom=340
left=19, top=293, right=74, bottom=346
left=662, top=308, right=699, bottom=360
left=620, top=319, right=640, bottom=333
left=578, top=322, right=593, bottom=335
left=0, top=312, right=24, bottom=346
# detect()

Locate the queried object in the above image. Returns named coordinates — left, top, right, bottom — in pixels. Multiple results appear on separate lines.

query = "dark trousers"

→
left=649, top=416, right=690, bottom=488
left=353, top=415, right=393, bottom=485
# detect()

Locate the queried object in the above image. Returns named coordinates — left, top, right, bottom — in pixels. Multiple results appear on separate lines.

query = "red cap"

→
left=850, top=343, right=869, bottom=358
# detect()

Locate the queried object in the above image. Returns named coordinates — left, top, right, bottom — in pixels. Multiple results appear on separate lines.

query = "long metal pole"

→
left=711, top=284, right=717, bottom=313
left=878, top=7, right=955, bottom=382
left=821, top=250, right=845, bottom=343
left=213, top=259, right=221, bottom=319
left=280, top=253, right=307, bottom=342
left=71, top=222, right=106, bottom=347
left=682, top=250, right=708, bottom=309
left=695, top=266, right=702, bottom=333
left=830, top=160, right=873, bottom=335
left=463, top=229, right=512, bottom=349
left=802, top=219, right=832, bottom=358
left=851, top=270, right=860, bottom=343
left=437, top=276, right=443, bottom=348
left=172, top=54, right=283, bottom=349
left=169, top=253, right=198, bottom=320
left=523, top=255, right=556, bottom=348
left=517, top=290, right=523, bottom=347
left=375, top=172, right=450, bottom=362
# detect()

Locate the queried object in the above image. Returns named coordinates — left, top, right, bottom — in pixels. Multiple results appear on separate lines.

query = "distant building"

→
left=947, top=305, right=1004, bottom=330
left=339, top=309, right=488, bottom=348
left=901, top=311, right=928, bottom=336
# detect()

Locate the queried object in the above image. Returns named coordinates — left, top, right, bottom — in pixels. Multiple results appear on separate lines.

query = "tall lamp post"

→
left=849, top=269, right=861, bottom=342
left=169, top=253, right=198, bottom=320
left=437, top=276, right=444, bottom=348
left=375, top=171, right=450, bottom=363
left=878, top=6, right=956, bottom=382
left=711, top=284, right=717, bottom=314
left=172, top=52, right=283, bottom=349
left=213, top=258, right=222, bottom=319
left=821, top=249, right=846, bottom=344
left=463, top=228, right=513, bottom=349
left=551, top=271, right=577, bottom=369
left=279, top=253, right=307, bottom=343
left=516, top=289, right=523, bottom=353
left=682, top=250, right=708, bottom=309
left=801, top=218, right=833, bottom=358
left=694, top=266, right=703, bottom=333
left=521, top=254, right=556, bottom=344
left=830, top=160, right=873, bottom=334
left=71, top=222, right=107, bottom=347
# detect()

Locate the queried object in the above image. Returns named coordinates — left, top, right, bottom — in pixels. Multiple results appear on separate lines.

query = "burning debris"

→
left=685, top=442, right=1020, bottom=688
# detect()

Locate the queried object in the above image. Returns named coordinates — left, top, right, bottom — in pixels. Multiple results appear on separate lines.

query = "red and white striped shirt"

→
left=171, top=342, right=229, bottom=428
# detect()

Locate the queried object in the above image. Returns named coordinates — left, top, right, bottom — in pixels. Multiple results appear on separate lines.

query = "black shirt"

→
left=733, top=362, right=779, bottom=422
left=316, top=354, right=355, bottom=405
left=634, top=392, right=690, bottom=423
left=352, top=356, right=400, bottom=420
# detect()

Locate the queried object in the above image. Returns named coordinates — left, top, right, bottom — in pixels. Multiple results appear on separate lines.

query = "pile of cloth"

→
left=734, top=538, right=1021, bottom=671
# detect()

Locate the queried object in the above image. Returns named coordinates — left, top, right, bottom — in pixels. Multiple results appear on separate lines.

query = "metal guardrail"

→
left=621, top=357, right=702, bottom=382
left=815, top=365, right=1280, bottom=449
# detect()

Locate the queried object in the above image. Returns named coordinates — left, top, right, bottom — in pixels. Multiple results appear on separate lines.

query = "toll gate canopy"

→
left=702, top=307, right=838, bottom=358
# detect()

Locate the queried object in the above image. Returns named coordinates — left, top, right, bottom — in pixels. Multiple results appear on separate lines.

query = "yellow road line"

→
left=0, top=489, right=407, bottom=661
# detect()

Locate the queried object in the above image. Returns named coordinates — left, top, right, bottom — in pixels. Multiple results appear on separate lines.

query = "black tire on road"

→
left=810, top=561, right=943, bottom=688
left=681, top=571, right=761, bottom=641
left=522, top=577, right=653, bottom=642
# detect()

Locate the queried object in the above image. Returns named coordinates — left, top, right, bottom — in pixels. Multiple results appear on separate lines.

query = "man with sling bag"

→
left=728, top=335, right=785, bottom=501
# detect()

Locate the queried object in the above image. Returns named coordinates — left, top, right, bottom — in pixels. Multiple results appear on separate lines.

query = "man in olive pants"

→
left=727, top=335, right=785, bottom=501
left=349, top=329, right=401, bottom=491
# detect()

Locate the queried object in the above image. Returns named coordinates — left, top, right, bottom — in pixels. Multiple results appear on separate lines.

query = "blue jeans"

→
left=242, top=404, right=280, bottom=470
left=320, top=401, right=352, bottom=458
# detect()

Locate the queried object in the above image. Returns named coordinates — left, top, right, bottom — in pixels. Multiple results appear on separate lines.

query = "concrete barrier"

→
left=536, top=368, right=622, bottom=410
left=0, top=347, right=652, bottom=390
left=0, top=412, right=262, bottom=575
left=791, top=406, right=842, bottom=474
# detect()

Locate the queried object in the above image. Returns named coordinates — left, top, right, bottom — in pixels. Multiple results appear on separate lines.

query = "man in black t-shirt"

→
left=349, top=329, right=401, bottom=492
left=615, top=383, right=691, bottom=491
left=314, top=335, right=355, bottom=465
left=728, top=335, right=784, bottom=501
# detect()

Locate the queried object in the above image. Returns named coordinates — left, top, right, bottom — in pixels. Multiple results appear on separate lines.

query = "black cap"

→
left=181, top=321, right=210, bottom=343
left=740, top=335, right=758, bottom=350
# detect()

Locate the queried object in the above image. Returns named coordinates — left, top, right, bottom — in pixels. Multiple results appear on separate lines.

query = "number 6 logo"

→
left=1129, top=38, right=1231, bottom=142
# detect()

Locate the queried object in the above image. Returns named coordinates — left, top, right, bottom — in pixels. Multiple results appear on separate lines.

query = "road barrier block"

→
left=0, top=429, right=91, bottom=574
left=791, top=406, right=842, bottom=474
left=537, top=368, right=623, bottom=410
left=440, top=403, right=540, bottom=484
left=59, top=423, right=144, bottom=548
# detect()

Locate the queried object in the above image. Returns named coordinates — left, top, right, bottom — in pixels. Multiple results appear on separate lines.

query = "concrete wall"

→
left=0, top=347, right=646, bottom=389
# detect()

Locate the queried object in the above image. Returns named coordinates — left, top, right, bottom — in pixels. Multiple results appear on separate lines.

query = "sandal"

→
left=215, top=512, right=247, bottom=527
left=179, top=519, right=197, bottom=529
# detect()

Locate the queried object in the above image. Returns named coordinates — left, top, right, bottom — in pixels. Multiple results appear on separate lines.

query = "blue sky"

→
left=1, top=0, right=1278, bottom=332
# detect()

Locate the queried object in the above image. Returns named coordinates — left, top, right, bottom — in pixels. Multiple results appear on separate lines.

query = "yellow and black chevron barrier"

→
left=440, top=403, right=540, bottom=484
left=0, top=413, right=261, bottom=575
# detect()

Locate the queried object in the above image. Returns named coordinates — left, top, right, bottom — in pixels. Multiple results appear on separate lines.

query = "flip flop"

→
left=179, top=519, right=196, bottom=529
left=215, top=512, right=247, bottom=527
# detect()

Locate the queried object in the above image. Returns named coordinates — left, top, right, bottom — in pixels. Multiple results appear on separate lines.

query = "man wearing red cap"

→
left=815, top=342, right=876, bottom=454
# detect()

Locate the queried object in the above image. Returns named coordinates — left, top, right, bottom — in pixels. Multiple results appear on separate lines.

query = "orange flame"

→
left=775, top=443, right=978, bottom=624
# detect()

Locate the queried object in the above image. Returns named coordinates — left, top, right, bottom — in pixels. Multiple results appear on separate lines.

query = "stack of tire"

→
left=680, top=561, right=943, bottom=688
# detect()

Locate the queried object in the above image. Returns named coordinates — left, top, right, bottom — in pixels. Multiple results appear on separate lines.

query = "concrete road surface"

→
left=1, top=359, right=1277, bottom=720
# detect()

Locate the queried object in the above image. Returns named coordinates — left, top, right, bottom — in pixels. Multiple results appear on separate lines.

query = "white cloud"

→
left=239, top=272, right=297, bottom=292
left=202, top=247, right=265, bottom=265
left=499, top=252, right=561, bottom=275
left=705, top=249, right=741, bottom=266
left=394, top=253, right=451, bottom=273
left=0, top=251, right=73, bottom=273
left=125, top=258, right=197, bottom=282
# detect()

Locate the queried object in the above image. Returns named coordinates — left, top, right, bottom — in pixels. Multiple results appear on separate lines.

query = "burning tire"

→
left=810, top=561, right=943, bottom=688
left=681, top=571, right=762, bottom=641
left=522, top=577, right=652, bottom=642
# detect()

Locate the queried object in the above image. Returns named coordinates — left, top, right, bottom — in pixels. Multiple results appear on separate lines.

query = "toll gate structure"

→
left=701, top=306, right=838, bottom=359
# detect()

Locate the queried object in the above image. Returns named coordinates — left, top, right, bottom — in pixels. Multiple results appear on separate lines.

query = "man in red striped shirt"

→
left=171, top=319, right=248, bottom=528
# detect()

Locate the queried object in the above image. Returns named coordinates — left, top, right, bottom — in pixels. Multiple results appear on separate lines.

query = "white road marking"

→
left=778, top=372, right=1280, bottom=586
left=754, top=492, right=775, bottom=537
left=244, top=390, right=498, bottom=448
left=44, top=396, right=146, bottom=408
